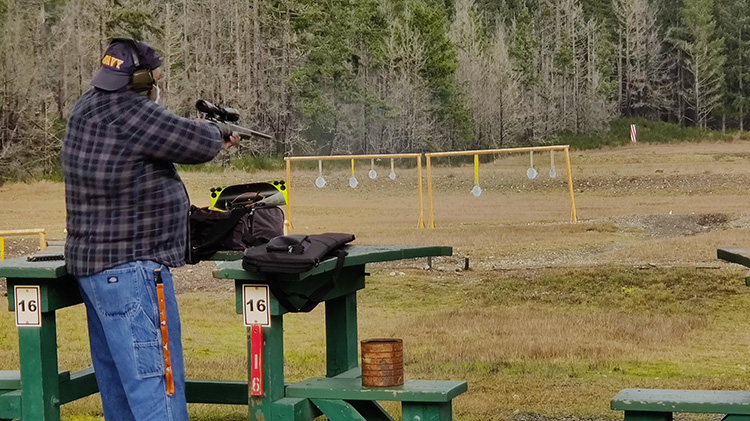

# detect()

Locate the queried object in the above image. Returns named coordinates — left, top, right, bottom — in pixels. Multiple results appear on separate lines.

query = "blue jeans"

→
left=77, top=261, right=188, bottom=420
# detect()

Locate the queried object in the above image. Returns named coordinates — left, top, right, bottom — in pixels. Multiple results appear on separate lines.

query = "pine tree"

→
left=678, top=0, right=726, bottom=127
left=613, top=0, right=667, bottom=118
left=716, top=0, right=750, bottom=130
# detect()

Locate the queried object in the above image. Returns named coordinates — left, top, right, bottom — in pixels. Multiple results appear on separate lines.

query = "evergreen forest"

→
left=0, top=0, right=748, bottom=179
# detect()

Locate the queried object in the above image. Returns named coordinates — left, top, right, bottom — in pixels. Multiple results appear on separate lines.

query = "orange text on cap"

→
left=102, top=55, right=124, bottom=70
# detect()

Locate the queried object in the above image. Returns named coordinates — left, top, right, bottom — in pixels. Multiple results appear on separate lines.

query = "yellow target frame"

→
left=425, top=145, right=577, bottom=228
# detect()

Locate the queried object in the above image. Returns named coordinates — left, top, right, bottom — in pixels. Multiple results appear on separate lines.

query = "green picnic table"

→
left=608, top=247, right=750, bottom=421
left=0, top=245, right=467, bottom=421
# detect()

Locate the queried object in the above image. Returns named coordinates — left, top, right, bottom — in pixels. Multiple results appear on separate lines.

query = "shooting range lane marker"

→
left=349, top=159, right=358, bottom=188
left=315, top=160, right=326, bottom=188
left=14, top=285, right=41, bottom=327
left=242, top=284, right=270, bottom=327
left=527, top=151, right=538, bottom=179
left=472, top=154, right=482, bottom=197
left=549, top=150, right=557, bottom=178
left=369, top=158, right=377, bottom=179
left=250, top=325, right=264, bottom=396
left=389, top=158, right=396, bottom=180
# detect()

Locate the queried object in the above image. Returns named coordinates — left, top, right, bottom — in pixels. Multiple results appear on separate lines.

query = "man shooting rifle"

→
left=62, top=38, right=244, bottom=420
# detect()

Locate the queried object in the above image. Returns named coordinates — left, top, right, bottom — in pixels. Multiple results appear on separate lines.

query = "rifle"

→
left=196, top=100, right=272, bottom=140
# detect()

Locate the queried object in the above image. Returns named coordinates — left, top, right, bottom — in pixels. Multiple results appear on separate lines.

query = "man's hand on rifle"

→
left=209, top=120, right=240, bottom=148
left=224, top=132, right=240, bottom=149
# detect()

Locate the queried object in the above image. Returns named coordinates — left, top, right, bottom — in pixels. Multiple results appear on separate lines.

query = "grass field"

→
left=2, top=141, right=750, bottom=420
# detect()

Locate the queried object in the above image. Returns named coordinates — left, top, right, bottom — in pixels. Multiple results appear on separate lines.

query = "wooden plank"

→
left=214, top=245, right=453, bottom=281
left=311, top=399, right=367, bottom=421
left=612, top=389, right=750, bottom=414
left=185, top=379, right=248, bottom=405
left=286, top=378, right=467, bottom=403
left=718, top=248, right=750, bottom=268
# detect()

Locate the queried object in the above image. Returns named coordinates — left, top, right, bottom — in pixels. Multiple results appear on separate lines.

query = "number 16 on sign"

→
left=242, top=284, right=270, bottom=327
left=14, top=286, right=41, bottom=327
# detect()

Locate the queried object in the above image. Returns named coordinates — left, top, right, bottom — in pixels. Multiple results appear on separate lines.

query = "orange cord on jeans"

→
left=154, top=268, right=175, bottom=396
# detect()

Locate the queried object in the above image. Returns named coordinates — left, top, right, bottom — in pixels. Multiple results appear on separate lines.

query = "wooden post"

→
left=427, top=155, right=435, bottom=228
left=285, top=159, right=293, bottom=229
left=564, top=147, right=577, bottom=222
left=416, top=155, right=425, bottom=228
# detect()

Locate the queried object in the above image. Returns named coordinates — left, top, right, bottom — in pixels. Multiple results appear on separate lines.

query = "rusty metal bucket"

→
left=361, top=338, right=404, bottom=387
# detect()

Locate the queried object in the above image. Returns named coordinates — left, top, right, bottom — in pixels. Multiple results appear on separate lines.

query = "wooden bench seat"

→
left=612, top=388, right=750, bottom=420
left=287, top=377, right=467, bottom=421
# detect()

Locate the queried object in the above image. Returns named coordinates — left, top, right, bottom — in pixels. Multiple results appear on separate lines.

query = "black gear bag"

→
left=187, top=205, right=285, bottom=264
left=242, top=233, right=355, bottom=312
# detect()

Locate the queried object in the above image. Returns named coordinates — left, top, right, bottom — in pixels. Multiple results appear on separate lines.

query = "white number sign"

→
left=242, top=284, right=270, bottom=327
left=14, top=286, right=41, bottom=327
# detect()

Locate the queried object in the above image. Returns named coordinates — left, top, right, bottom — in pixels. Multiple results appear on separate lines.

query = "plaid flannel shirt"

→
left=62, top=89, right=223, bottom=276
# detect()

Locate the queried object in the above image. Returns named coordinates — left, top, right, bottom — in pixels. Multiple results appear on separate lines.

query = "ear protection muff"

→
left=111, top=37, right=154, bottom=94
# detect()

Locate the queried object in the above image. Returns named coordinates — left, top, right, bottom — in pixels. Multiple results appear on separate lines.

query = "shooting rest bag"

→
left=187, top=205, right=285, bottom=264
left=242, top=233, right=355, bottom=312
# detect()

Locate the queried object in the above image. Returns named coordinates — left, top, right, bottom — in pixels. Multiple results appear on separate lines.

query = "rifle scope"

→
left=196, top=100, right=240, bottom=122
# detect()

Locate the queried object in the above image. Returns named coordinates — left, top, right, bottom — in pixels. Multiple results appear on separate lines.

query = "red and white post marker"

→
left=630, top=124, right=637, bottom=143
left=250, top=324, right=264, bottom=396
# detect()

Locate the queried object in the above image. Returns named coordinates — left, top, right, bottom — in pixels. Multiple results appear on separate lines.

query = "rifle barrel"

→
left=226, top=122, right=273, bottom=140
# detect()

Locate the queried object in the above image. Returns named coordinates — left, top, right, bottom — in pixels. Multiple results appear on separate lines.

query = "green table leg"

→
left=19, top=311, right=61, bottom=421
left=325, top=292, right=359, bottom=377
left=348, top=401, right=396, bottom=421
left=402, top=402, right=452, bottom=421
left=311, top=399, right=367, bottom=421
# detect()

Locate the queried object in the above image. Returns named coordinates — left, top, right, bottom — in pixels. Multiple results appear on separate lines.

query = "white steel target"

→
left=315, top=160, right=326, bottom=188
left=549, top=150, right=557, bottom=178
left=472, top=154, right=482, bottom=196
left=349, top=159, right=358, bottom=188
left=527, top=151, right=538, bottom=179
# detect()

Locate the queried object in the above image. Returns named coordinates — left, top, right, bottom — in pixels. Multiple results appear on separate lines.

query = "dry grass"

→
left=3, top=141, right=750, bottom=420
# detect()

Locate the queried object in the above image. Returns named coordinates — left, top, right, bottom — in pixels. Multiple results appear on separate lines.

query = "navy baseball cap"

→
left=91, top=39, right=162, bottom=91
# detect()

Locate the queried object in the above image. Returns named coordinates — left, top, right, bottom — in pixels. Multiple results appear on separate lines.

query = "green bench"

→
left=610, top=248, right=750, bottom=421
left=611, top=388, right=750, bottom=421
left=286, top=377, right=467, bottom=421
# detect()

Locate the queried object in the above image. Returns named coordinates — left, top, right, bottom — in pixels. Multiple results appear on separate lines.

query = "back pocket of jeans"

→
left=91, top=266, right=140, bottom=317
left=130, top=307, right=164, bottom=378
